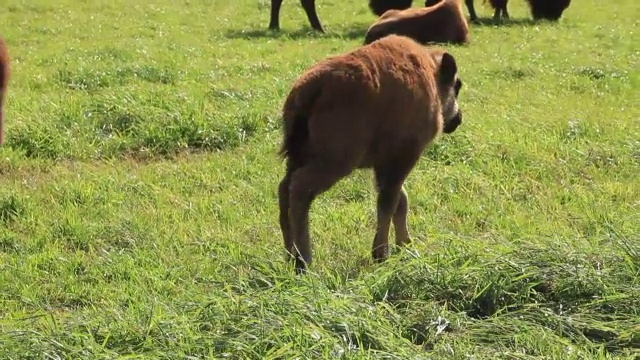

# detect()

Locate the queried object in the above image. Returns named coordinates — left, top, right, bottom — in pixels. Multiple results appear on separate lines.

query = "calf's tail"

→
left=278, top=76, right=324, bottom=167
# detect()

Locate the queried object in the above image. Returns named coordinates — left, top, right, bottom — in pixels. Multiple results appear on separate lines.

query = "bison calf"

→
left=0, top=37, right=9, bottom=146
left=364, top=0, right=469, bottom=45
left=278, top=35, right=465, bottom=273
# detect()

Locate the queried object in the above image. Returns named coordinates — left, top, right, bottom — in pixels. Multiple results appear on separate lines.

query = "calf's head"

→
left=432, top=51, right=463, bottom=134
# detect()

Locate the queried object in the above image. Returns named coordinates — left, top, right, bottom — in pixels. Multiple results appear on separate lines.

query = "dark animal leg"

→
left=492, top=8, right=501, bottom=21
left=288, top=162, right=351, bottom=273
left=300, top=0, right=324, bottom=33
left=501, top=4, right=510, bottom=19
left=278, top=161, right=298, bottom=262
left=269, top=0, right=284, bottom=30
left=372, top=165, right=410, bottom=262
left=465, top=0, right=479, bottom=23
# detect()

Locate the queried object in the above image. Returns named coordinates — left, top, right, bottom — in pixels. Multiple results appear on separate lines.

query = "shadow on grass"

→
left=225, top=16, right=552, bottom=42
left=469, top=16, right=541, bottom=28
left=224, top=25, right=369, bottom=41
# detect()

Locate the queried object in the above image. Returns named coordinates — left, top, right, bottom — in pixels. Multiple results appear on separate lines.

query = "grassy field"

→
left=0, top=0, right=638, bottom=358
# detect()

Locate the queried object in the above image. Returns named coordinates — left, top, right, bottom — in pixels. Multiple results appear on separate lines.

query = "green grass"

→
left=1, top=0, right=638, bottom=358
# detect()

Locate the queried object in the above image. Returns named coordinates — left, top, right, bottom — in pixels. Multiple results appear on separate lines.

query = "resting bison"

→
left=277, top=35, right=464, bottom=273
left=268, top=0, right=413, bottom=32
left=0, top=37, right=9, bottom=146
left=364, top=0, right=469, bottom=45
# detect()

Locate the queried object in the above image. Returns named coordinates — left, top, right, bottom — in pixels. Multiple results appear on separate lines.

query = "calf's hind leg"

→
left=288, top=161, right=352, bottom=273
left=372, top=165, right=412, bottom=262
left=278, top=162, right=298, bottom=260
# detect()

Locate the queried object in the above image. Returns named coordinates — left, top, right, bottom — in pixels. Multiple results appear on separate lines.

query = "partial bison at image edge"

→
left=0, top=37, right=9, bottom=146
left=277, top=35, right=464, bottom=274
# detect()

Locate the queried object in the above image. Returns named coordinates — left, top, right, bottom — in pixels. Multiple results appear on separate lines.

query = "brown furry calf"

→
left=364, top=0, right=469, bottom=45
left=278, top=35, right=464, bottom=273
left=268, top=0, right=413, bottom=32
left=0, top=37, right=9, bottom=146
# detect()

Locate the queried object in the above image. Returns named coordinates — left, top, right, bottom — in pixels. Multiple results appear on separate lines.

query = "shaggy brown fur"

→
left=278, top=35, right=464, bottom=273
left=268, top=0, right=413, bottom=32
left=364, top=0, right=469, bottom=45
left=0, top=37, right=9, bottom=146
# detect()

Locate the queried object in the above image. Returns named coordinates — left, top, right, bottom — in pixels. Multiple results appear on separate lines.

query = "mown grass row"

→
left=2, top=235, right=637, bottom=358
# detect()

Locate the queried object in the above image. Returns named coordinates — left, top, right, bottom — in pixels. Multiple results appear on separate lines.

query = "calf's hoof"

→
left=294, top=256, right=311, bottom=274
left=372, top=248, right=389, bottom=263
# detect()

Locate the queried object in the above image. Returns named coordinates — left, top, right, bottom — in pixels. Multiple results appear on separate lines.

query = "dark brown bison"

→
left=428, top=0, right=571, bottom=22
left=364, top=0, right=469, bottom=45
left=526, top=0, right=571, bottom=21
left=268, top=0, right=413, bottom=32
left=0, top=37, right=9, bottom=146
left=277, top=35, right=464, bottom=273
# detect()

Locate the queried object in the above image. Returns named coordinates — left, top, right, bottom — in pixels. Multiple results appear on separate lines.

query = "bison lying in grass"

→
left=277, top=35, right=465, bottom=273
left=0, top=37, right=9, bottom=146
left=268, top=0, right=413, bottom=32
left=364, top=0, right=469, bottom=45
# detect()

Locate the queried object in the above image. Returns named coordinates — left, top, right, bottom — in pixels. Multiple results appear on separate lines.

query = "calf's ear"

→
left=437, top=52, right=458, bottom=83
